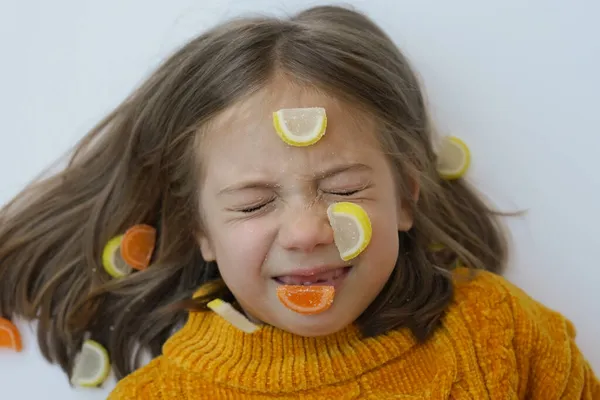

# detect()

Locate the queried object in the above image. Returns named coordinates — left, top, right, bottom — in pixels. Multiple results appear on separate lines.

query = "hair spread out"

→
left=0, top=5, right=508, bottom=380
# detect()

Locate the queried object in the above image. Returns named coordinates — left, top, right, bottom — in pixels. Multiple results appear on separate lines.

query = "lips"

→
left=274, top=266, right=351, bottom=286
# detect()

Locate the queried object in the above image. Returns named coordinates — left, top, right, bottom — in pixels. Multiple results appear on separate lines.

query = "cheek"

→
left=360, top=193, right=400, bottom=275
left=369, top=212, right=400, bottom=264
left=211, top=220, right=274, bottom=281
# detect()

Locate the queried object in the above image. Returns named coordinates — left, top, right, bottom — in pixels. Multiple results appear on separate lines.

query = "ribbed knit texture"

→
left=109, top=269, right=599, bottom=399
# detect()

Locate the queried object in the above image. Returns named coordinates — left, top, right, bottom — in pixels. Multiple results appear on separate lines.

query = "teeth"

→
left=277, top=267, right=350, bottom=286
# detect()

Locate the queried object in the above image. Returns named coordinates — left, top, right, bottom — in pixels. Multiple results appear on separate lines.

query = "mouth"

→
left=273, top=266, right=352, bottom=287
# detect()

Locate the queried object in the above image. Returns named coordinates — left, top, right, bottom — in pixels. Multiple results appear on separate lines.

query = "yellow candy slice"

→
left=70, top=339, right=110, bottom=388
left=327, top=202, right=372, bottom=261
left=436, top=136, right=471, bottom=180
left=272, top=107, right=327, bottom=146
left=102, top=235, right=132, bottom=278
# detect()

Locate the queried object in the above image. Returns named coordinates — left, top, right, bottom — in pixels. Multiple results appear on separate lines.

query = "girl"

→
left=0, top=5, right=597, bottom=399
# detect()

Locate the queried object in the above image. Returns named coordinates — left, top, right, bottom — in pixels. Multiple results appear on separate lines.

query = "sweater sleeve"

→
left=500, top=276, right=600, bottom=399
left=107, top=357, right=164, bottom=400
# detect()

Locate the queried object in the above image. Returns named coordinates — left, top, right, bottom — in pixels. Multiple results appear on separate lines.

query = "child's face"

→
left=197, top=78, right=415, bottom=336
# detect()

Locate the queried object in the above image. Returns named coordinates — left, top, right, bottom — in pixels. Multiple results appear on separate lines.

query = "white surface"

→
left=1, top=0, right=599, bottom=397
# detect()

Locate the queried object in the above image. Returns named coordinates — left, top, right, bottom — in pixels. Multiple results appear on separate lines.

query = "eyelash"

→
left=328, top=189, right=360, bottom=196
left=237, top=189, right=363, bottom=214
left=240, top=204, right=265, bottom=213
left=239, top=200, right=273, bottom=214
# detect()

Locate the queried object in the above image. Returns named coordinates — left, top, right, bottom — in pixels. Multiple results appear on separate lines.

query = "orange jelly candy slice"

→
left=276, top=285, right=335, bottom=315
left=120, top=224, right=157, bottom=271
left=0, top=317, right=23, bottom=352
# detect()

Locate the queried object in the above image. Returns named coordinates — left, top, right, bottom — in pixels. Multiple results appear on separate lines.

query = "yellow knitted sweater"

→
left=109, top=270, right=599, bottom=399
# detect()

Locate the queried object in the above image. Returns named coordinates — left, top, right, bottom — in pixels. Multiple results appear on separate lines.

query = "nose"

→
left=277, top=202, right=334, bottom=253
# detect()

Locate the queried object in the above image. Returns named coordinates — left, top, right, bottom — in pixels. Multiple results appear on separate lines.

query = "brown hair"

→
left=0, top=5, right=507, bottom=381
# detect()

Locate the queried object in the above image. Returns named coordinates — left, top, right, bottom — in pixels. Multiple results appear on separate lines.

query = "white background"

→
left=1, top=0, right=598, bottom=398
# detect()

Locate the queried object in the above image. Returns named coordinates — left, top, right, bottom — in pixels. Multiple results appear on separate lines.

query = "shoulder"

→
left=446, top=268, right=599, bottom=398
left=108, top=357, right=165, bottom=400
left=445, top=268, right=530, bottom=362
left=450, top=267, right=572, bottom=333
left=451, top=267, right=513, bottom=308
left=448, top=267, right=576, bottom=345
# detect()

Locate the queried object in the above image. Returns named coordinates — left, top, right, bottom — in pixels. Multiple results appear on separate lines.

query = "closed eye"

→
left=237, top=199, right=275, bottom=214
left=327, top=189, right=361, bottom=196
left=240, top=204, right=267, bottom=213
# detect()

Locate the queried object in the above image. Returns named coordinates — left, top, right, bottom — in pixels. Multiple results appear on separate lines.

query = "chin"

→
left=239, top=297, right=362, bottom=337
left=273, top=311, right=356, bottom=337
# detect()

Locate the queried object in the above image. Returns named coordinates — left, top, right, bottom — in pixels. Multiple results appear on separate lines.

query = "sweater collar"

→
left=162, top=309, right=416, bottom=393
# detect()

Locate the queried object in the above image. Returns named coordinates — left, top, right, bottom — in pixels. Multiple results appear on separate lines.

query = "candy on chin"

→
left=276, top=285, right=335, bottom=315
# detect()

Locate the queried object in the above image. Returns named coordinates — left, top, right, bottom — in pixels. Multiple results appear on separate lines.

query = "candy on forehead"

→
left=272, top=107, right=327, bottom=146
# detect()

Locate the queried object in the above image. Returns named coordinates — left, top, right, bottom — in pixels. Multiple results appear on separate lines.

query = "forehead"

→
left=200, top=78, right=380, bottom=179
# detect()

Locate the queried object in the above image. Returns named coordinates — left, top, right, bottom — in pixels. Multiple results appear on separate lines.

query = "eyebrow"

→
left=217, top=181, right=280, bottom=196
left=314, top=162, right=372, bottom=180
left=217, top=163, right=372, bottom=196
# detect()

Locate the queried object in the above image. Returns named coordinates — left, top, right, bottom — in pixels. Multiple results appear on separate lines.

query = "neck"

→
left=163, top=309, right=416, bottom=393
